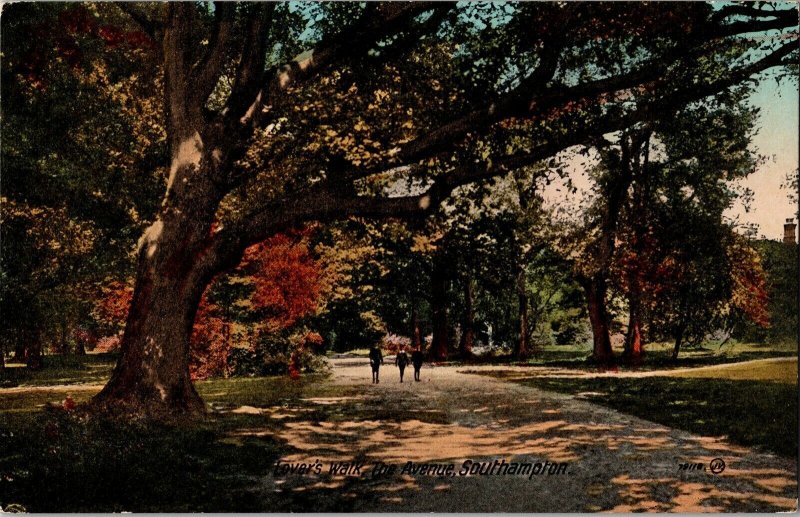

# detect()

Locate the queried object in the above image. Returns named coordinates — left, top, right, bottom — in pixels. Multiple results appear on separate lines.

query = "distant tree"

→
left=568, top=84, right=762, bottom=363
left=734, top=240, right=798, bottom=345
left=1, top=4, right=165, bottom=366
left=309, top=221, right=390, bottom=352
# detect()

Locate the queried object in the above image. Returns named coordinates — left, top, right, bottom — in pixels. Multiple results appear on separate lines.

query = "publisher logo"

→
left=709, top=458, right=726, bottom=474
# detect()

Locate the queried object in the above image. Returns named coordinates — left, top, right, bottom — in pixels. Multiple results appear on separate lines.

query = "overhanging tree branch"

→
left=263, top=3, right=439, bottom=102
left=191, top=3, right=237, bottom=108
left=116, top=3, right=163, bottom=42
left=356, top=30, right=797, bottom=179
left=224, top=3, right=276, bottom=123
left=210, top=35, right=797, bottom=268
left=712, top=4, right=797, bottom=25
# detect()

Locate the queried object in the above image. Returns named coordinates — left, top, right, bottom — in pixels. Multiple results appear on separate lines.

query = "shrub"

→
left=228, top=327, right=328, bottom=377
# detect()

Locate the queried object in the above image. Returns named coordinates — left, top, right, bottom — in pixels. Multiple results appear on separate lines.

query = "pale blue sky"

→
left=543, top=74, right=799, bottom=241
left=730, top=75, right=799, bottom=240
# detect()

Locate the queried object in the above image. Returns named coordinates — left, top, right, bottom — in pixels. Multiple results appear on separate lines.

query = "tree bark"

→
left=92, top=234, right=211, bottom=416
left=582, top=276, right=614, bottom=364
left=76, top=337, right=86, bottom=356
left=59, top=324, right=69, bottom=355
left=623, top=276, right=644, bottom=365
left=459, top=278, right=474, bottom=359
left=514, top=268, right=529, bottom=360
left=672, top=323, right=686, bottom=360
left=622, top=132, right=650, bottom=366
left=410, top=301, right=422, bottom=350
left=26, top=330, right=43, bottom=370
left=429, top=258, right=449, bottom=361
left=13, top=338, right=25, bottom=363
left=92, top=150, right=224, bottom=416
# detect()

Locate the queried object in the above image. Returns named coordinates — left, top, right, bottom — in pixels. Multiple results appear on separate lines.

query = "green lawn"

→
left=508, top=375, right=798, bottom=457
left=449, top=340, right=797, bottom=371
left=665, top=358, right=797, bottom=383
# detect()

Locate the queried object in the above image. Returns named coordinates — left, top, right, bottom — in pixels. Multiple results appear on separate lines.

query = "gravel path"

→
left=264, top=357, right=798, bottom=512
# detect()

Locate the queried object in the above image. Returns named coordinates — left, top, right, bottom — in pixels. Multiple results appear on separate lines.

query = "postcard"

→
left=0, top=1, right=797, bottom=513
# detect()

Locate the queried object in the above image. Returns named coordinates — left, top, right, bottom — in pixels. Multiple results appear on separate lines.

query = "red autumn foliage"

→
left=62, top=396, right=77, bottom=411
left=190, top=232, right=323, bottom=379
left=302, top=331, right=325, bottom=349
left=20, top=6, right=157, bottom=88
left=242, top=232, right=322, bottom=330
left=614, top=229, right=677, bottom=299
left=73, top=327, right=98, bottom=349
left=287, top=352, right=302, bottom=380
left=96, top=281, right=133, bottom=328
left=95, top=335, right=121, bottom=353
left=189, top=295, right=231, bottom=380
left=94, top=232, right=323, bottom=380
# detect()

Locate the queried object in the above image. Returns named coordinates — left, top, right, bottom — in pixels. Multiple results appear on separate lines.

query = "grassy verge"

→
left=0, top=353, right=116, bottom=388
left=664, top=358, right=797, bottom=383
left=507, top=375, right=797, bottom=457
left=441, top=340, right=797, bottom=370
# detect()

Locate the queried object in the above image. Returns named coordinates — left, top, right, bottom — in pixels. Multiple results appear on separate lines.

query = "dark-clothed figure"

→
left=369, top=346, right=384, bottom=384
left=395, top=349, right=409, bottom=382
left=411, top=348, right=424, bottom=381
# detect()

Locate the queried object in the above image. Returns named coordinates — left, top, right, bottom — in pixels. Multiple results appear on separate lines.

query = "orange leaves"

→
left=189, top=295, right=230, bottom=380
left=243, top=232, right=322, bottom=330
left=191, top=231, right=324, bottom=379
left=95, top=280, right=133, bottom=328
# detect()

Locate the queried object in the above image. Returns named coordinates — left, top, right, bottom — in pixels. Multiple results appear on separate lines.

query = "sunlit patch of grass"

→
left=0, top=389, right=98, bottom=414
left=327, top=348, right=371, bottom=357
left=507, top=376, right=797, bottom=457
left=491, top=340, right=796, bottom=371
left=197, top=372, right=338, bottom=408
left=665, top=358, right=797, bottom=384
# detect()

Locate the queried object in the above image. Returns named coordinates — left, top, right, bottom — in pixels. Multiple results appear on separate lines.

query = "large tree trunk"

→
left=429, top=258, right=449, bottom=361
left=75, top=337, right=86, bottom=356
left=624, top=311, right=643, bottom=365
left=92, top=126, right=225, bottom=416
left=91, top=5, right=238, bottom=416
left=582, top=276, right=614, bottom=364
left=622, top=134, right=650, bottom=366
left=92, top=221, right=214, bottom=416
left=58, top=324, right=69, bottom=355
left=13, top=338, right=25, bottom=363
left=459, top=278, right=474, bottom=359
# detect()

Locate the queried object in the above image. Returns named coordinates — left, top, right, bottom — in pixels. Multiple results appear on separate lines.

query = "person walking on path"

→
left=395, top=348, right=409, bottom=382
left=411, top=347, right=424, bottom=381
left=369, top=346, right=384, bottom=384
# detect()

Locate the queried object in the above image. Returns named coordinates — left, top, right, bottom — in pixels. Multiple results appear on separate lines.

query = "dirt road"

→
left=257, top=357, right=797, bottom=512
